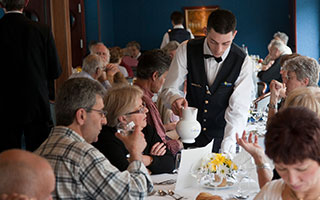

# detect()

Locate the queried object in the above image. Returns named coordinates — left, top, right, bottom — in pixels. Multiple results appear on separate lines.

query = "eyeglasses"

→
left=125, top=102, right=146, bottom=115
left=87, top=108, right=108, bottom=118
left=284, top=73, right=296, bottom=81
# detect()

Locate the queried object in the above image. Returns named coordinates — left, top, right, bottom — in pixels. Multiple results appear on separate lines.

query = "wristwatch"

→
left=267, top=103, right=277, bottom=109
left=256, top=163, right=271, bottom=170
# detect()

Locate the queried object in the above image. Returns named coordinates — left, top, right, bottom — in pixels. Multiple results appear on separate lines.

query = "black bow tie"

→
left=204, top=54, right=222, bottom=63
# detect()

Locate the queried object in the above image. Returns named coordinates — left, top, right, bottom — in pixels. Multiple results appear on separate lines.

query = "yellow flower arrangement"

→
left=199, top=153, right=238, bottom=178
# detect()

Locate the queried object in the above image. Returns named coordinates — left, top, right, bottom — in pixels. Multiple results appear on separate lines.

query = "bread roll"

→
left=195, top=192, right=223, bottom=200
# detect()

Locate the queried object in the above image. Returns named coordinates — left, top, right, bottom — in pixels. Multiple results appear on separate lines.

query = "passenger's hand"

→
left=150, top=142, right=166, bottom=156
left=171, top=98, right=188, bottom=117
left=106, top=63, right=120, bottom=76
left=163, top=122, right=177, bottom=132
left=261, top=60, right=274, bottom=71
left=236, top=131, right=264, bottom=162
left=115, top=125, right=146, bottom=162
left=269, top=80, right=286, bottom=103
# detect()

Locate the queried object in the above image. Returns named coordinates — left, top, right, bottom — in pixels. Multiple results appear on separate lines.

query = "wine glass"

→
left=172, top=151, right=181, bottom=173
left=116, top=121, right=135, bottom=136
left=233, top=167, right=249, bottom=199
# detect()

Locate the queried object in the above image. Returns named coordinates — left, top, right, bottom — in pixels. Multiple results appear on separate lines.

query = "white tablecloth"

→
left=147, top=173, right=260, bottom=200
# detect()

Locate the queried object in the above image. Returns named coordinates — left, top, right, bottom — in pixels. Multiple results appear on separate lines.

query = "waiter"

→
left=160, top=9, right=254, bottom=153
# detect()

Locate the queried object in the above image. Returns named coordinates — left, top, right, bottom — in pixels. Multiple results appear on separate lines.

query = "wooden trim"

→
left=97, top=0, right=101, bottom=41
left=50, top=0, right=72, bottom=93
left=293, top=0, right=297, bottom=52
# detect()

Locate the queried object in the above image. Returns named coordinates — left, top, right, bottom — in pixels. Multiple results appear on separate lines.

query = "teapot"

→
left=176, top=107, right=201, bottom=143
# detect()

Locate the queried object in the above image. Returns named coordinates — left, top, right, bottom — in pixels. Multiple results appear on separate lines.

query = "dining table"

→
left=154, top=105, right=270, bottom=200
left=147, top=150, right=262, bottom=200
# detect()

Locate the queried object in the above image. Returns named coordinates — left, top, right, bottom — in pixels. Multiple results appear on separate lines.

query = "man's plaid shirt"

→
left=35, top=126, right=153, bottom=199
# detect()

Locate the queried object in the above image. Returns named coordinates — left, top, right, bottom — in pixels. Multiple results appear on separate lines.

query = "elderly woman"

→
left=254, top=107, right=320, bottom=199
left=238, top=86, right=320, bottom=189
left=257, top=39, right=288, bottom=86
left=267, top=55, right=320, bottom=123
left=93, top=85, right=175, bottom=174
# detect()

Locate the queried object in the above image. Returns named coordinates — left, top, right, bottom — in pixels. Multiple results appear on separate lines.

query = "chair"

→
left=253, top=92, right=270, bottom=110
left=257, top=81, right=268, bottom=97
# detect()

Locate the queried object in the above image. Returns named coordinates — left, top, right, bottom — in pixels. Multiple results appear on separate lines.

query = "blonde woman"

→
left=93, top=85, right=175, bottom=174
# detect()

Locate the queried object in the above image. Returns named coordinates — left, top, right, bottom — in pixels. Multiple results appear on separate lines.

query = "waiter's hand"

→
left=171, top=98, right=188, bottom=117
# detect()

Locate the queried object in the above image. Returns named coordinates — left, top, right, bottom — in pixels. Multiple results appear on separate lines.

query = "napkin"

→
left=175, top=141, right=213, bottom=190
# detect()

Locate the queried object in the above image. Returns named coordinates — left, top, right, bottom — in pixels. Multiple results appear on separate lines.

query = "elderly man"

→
left=69, top=54, right=105, bottom=82
left=267, top=55, right=320, bottom=122
left=160, top=9, right=254, bottom=153
left=89, top=42, right=120, bottom=88
left=35, top=78, right=153, bottom=199
left=0, top=149, right=55, bottom=200
left=134, top=49, right=183, bottom=155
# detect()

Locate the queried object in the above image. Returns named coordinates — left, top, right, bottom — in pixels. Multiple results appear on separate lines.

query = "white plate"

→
left=201, top=181, right=235, bottom=190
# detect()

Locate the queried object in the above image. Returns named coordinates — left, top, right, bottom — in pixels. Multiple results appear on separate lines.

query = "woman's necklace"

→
left=289, top=188, right=320, bottom=200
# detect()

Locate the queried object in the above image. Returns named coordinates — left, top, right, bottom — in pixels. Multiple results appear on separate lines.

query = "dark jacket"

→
left=93, top=124, right=175, bottom=174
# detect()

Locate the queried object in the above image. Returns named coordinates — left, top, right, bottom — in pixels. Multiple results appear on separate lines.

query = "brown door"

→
left=69, top=0, right=87, bottom=68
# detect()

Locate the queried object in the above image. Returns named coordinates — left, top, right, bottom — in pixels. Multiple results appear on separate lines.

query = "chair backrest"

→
left=257, top=81, right=267, bottom=97
left=253, top=92, right=270, bottom=110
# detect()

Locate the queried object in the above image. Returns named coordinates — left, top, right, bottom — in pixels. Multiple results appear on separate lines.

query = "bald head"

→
left=0, top=149, right=55, bottom=200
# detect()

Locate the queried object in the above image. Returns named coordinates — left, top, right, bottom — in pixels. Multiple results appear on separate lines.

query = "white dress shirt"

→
left=159, top=38, right=254, bottom=153
left=160, top=24, right=194, bottom=49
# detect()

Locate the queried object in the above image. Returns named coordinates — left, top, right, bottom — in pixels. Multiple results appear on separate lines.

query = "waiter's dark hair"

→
left=207, top=9, right=237, bottom=34
left=1, top=0, right=25, bottom=11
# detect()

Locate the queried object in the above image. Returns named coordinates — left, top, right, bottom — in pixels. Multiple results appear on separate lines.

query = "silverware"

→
left=157, top=190, right=184, bottom=200
left=168, top=190, right=183, bottom=200
left=154, top=179, right=176, bottom=185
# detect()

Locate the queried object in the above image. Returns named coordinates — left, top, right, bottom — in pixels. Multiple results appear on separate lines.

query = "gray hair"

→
left=274, top=31, right=289, bottom=45
left=103, top=85, right=143, bottom=127
left=137, top=49, right=171, bottom=79
left=268, top=39, right=287, bottom=55
left=282, top=56, right=320, bottom=86
left=55, top=78, right=106, bottom=126
left=82, top=54, right=104, bottom=76
left=1, top=0, right=25, bottom=11
left=161, top=41, right=179, bottom=55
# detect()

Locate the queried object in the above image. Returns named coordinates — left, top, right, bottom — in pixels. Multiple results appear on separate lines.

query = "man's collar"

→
left=203, top=37, right=231, bottom=61
left=173, top=24, right=184, bottom=29
left=6, top=10, right=23, bottom=14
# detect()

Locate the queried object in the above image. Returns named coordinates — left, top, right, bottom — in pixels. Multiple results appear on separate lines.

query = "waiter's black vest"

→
left=186, top=38, right=245, bottom=150
left=168, top=28, right=191, bottom=43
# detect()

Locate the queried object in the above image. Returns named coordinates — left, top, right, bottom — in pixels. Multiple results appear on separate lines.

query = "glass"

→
left=172, top=151, right=181, bottom=173
left=125, top=102, right=146, bottom=115
left=116, top=121, right=135, bottom=136
left=232, top=151, right=252, bottom=199
left=87, top=108, right=107, bottom=118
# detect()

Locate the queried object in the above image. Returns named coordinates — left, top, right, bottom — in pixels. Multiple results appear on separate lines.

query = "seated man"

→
left=0, top=149, right=55, bottom=200
left=34, top=78, right=153, bottom=199
left=69, top=54, right=106, bottom=85
left=89, top=41, right=120, bottom=89
left=134, top=49, right=183, bottom=155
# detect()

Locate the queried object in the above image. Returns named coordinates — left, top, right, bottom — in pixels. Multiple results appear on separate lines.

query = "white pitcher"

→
left=176, top=107, right=201, bottom=143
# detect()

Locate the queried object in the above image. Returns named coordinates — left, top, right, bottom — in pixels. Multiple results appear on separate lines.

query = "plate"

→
left=201, top=181, right=235, bottom=190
